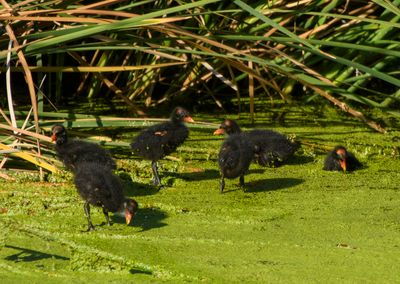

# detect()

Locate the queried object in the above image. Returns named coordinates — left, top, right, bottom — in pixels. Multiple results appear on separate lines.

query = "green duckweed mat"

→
left=1, top=107, right=399, bottom=283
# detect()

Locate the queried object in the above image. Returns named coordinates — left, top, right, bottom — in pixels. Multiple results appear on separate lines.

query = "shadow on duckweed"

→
left=4, top=245, right=69, bottom=262
left=121, top=179, right=160, bottom=197
left=135, top=207, right=168, bottom=232
left=169, top=169, right=219, bottom=181
left=168, top=168, right=267, bottom=182
left=111, top=207, right=168, bottom=232
left=246, top=178, right=304, bottom=193
left=129, top=268, right=153, bottom=275
left=285, top=155, right=315, bottom=165
left=219, top=178, right=304, bottom=194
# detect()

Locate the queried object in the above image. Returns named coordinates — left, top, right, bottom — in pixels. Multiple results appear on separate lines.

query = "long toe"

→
left=86, top=224, right=96, bottom=231
left=152, top=178, right=161, bottom=186
left=157, top=184, right=166, bottom=190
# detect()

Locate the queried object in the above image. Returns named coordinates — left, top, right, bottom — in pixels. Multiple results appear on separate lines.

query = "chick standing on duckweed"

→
left=214, top=119, right=299, bottom=167
left=51, top=124, right=138, bottom=231
left=130, top=107, right=194, bottom=186
left=217, top=132, right=254, bottom=193
left=74, top=162, right=138, bottom=231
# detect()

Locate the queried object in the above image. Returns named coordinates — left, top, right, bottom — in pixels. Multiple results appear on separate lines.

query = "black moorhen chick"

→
left=74, top=162, right=138, bottom=231
left=130, top=107, right=194, bottom=186
left=323, top=145, right=362, bottom=172
left=218, top=133, right=254, bottom=193
left=51, top=124, right=116, bottom=172
left=214, top=119, right=299, bottom=167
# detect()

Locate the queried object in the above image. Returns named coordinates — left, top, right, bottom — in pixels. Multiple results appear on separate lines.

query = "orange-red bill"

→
left=339, top=159, right=347, bottom=172
left=213, top=128, right=225, bottom=135
left=183, top=116, right=195, bottom=123
left=51, top=133, right=57, bottom=142
left=125, top=209, right=134, bottom=225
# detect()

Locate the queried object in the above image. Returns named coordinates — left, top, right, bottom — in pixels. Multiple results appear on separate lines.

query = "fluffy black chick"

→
left=323, top=145, right=362, bottom=172
left=130, top=107, right=194, bottom=186
left=214, top=119, right=299, bottom=167
left=218, top=133, right=254, bottom=193
left=51, top=124, right=116, bottom=172
left=74, top=162, right=138, bottom=231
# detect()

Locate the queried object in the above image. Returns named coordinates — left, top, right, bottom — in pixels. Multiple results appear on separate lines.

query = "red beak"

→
left=183, top=116, right=194, bottom=123
left=339, top=159, right=347, bottom=172
left=51, top=133, right=57, bottom=142
left=213, top=128, right=225, bottom=135
left=125, top=209, right=134, bottom=225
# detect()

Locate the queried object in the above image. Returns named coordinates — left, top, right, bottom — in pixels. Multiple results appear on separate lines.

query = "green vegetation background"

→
left=1, top=106, right=399, bottom=283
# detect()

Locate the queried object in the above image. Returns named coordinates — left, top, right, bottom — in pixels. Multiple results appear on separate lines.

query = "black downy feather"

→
left=74, top=162, right=138, bottom=231
left=51, top=124, right=116, bottom=172
left=130, top=107, right=193, bottom=186
left=323, top=145, right=362, bottom=172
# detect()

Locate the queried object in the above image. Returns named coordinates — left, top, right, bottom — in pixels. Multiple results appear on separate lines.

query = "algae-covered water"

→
left=1, top=106, right=400, bottom=283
